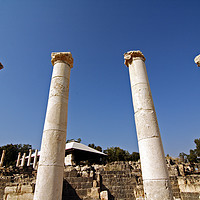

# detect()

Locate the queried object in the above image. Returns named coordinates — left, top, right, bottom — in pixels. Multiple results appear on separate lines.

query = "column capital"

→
left=51, top=52, right=73, bottom=68
left=194, top=54, right=200, bottom=67
left=124, top=50, right=146, bottom=67
left=0, top=62, right=4, bottom=70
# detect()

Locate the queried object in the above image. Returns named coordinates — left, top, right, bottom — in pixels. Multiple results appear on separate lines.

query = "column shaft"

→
left=27, top=149, right=32, bottom=166
left=21, top=153, right=26, bottom=167
left=33, top=149, right=38, bottom=169
left=34, top=52, right=73, bottom=200
left=16, top=152, right=21, bottom=167
left=124, top=51, right=173, bottom=200
left=0, top=150, right=5, bottom=167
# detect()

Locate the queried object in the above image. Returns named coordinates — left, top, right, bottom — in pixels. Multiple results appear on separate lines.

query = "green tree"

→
left=185, top=138, right=200, bottom=163
left=66, top=138, right=82, bottom=143
left=187, top=149, right=197, bottom=163
left=130, top=152, right=140, bottom=162
left=0, top=144, right=33, bottom=167
left=103, top=147, right=139, bottom=162
left=77, top=138, right=82, bottom=143
left=88, top=143, right=102, bottom=152
left=194, top=138, right=200, bottom=157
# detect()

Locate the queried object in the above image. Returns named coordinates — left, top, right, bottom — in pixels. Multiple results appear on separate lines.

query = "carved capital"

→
left=124, top=50, right=146, bottom=67
left=0, top=62, right=3, bottom=70
left=51, top=52, right=73, bottom=68
left=194, top=54, right=200, bottom=67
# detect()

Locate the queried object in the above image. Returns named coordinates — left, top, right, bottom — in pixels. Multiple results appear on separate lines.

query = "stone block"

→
left=89, top=187, right=100, bottom=199
left=5, top=193, right=33, bottom=200
left=21, top=185, right=33, bottom=193
left=100, top=190, right=108, bottom=200
left=4, top=186, right=17, bottom=194
left=76, top=189, right=87, bottom=196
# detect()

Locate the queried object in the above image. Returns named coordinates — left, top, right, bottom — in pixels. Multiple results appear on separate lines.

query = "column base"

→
left=143, top=179, right=173, bottom=200
left=34, top=165, right=64, bottom=200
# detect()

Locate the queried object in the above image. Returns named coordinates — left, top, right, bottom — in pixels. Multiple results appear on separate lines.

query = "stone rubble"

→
left=0, top=160, right=199, bottom=200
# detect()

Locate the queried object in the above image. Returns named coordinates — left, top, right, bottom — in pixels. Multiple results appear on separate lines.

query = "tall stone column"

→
left=34, top=52, right=73, bottom=200
left=124, top=51, right=173, bottom=200
left=21, top=153, right=26, bottom=167
left=0, top=150, right=5, bottom=167
left=194, top=54, right=200, bottom=67
left=33, top=149, right=38, bottom=169
left=27, top=149, right=32, bottom=166
left=16, top=152, right=21, bottom=167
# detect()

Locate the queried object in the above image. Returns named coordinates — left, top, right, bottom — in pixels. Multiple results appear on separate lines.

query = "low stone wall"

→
left=0, top=162, right=200, bottom=200
left=178, top=175, right=200, bottom=200
left=3, top=184, right=34, bottom=200
left=0, top=166, right=36, bottom=200
left=100, top=162, right=143, bottom=200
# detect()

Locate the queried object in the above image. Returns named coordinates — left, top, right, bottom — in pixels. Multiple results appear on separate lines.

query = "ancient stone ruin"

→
left=34, top=52, right=73, bottom=200
left=0, top=160, right=200, bottom=200
left=0, top=51, right=200, bottom=200
left=124, top=50, right=172, bottom=199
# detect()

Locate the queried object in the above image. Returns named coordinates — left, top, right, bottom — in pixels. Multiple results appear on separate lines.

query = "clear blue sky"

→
left=0, top=0, right=199, bottom=157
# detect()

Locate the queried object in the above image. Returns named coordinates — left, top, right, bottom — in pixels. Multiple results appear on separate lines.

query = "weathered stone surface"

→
left=138, top=137, right=168, bottom=179
left=0, top=161, right=200, bottom=200
left=34, top=52, right=73, bottom=200
left=194, top=54, right=200, bottom=67
left=89, top=187, right=100, bottom=199
left=51, top=52, right=73, bottom=68
left=124, top=50, right=172, bottom=200
left=135, top=110, right=160, bottom=141
left=178, top=175, right=200, bottom=193
left=100, top=191, right=108, bottom=200
left=3, top=185, right=34, bottom=200
left=131, top=83, right=153, bottom=113
left=143, top=179, right=172, bottom=200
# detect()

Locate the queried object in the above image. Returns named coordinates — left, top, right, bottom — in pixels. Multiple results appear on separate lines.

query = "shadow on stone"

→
left=62, top=180, right=82, bottom=200
left=101, top=184, right=114, bottom=200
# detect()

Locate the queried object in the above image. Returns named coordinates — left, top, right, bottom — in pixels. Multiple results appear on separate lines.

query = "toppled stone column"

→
left=0, top=150, right=6, bottom=167
left=27, top=149, right=32, bottom=166
left=21, top=153, right=26, bottom=167
left=34, top=52, right=73, bottom=200
left=124, top=50, right=173, bottom=200
left=33, top=149, right=38, bottom=169
left=16, top=152, right=21, bottom=167
left=194, top=54, right=200, bottom=67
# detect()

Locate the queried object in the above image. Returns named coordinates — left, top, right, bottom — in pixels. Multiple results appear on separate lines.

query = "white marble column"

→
left=124, top=51, right=173, bottom=200
left=34, top=52, right=73, bottom=200
left=27, top=149, right=32, bottom=166
left=20, top=153, right=26, bottom=167
left=0, top=150, right=6, bottom=167
left=194, top=54, right=200, bottom=67
left=33, top=149, right=38, bottom=169
left=16, top=152, right=21, bottom=167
